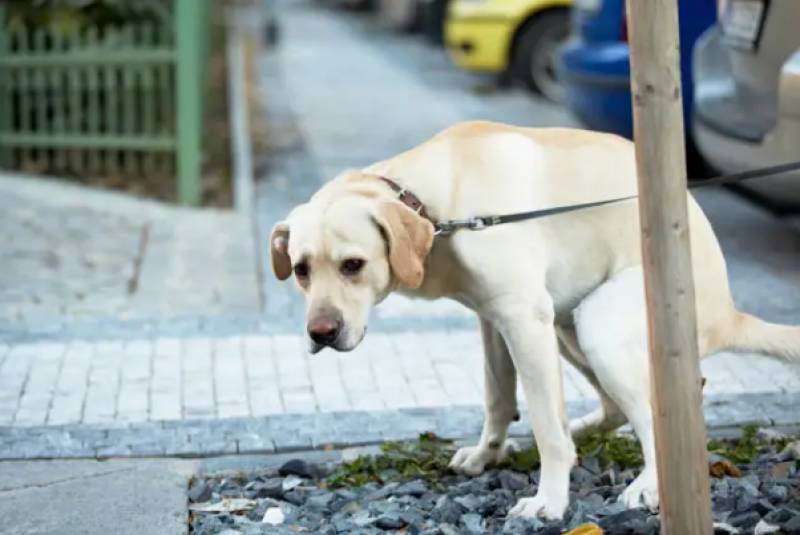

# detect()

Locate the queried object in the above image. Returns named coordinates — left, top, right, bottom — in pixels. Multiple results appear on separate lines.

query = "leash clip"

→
left=468, top=215, right=500, bottom=230
left=434, top=216, right=500, bottom=236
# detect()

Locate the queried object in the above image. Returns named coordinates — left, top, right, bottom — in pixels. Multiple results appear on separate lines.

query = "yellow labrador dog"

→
left=270, top=121, right=799, bottom=520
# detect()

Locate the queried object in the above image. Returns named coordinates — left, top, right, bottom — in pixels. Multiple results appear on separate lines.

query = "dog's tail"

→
left=726, top=312, right=800, bottom=362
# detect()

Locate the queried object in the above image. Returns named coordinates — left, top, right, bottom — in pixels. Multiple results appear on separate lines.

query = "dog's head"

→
left=270, top=173, right=434, bottom=353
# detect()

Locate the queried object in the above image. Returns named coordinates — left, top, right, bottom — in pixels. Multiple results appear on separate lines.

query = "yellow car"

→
left=445, top=0, right=573, bottom=101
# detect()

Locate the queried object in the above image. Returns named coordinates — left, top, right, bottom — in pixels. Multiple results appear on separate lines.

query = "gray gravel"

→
left=188, top=443, right=800, bottom=534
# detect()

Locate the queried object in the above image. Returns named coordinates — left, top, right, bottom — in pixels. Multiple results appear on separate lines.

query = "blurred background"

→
left=0, top=0, right=798, bottom=435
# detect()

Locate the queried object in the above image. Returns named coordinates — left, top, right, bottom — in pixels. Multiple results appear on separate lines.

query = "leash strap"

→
left=432, top=159, right=800, bottom=236
left=433, top=196, right=638, bottom=235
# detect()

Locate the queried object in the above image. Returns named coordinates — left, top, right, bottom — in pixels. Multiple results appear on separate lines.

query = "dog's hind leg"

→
left=449, top=318, right=518, bottom=475
left=556, top=327, right=627, bottom=438
left=573, top=265, right=659, bottom=512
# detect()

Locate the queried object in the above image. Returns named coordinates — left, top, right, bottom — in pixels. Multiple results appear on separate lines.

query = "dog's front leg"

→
left=488, top=299, right=576, bottom=521
left=449, top=318, right=518, bottom=475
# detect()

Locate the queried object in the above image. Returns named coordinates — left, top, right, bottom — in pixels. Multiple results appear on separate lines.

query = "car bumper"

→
left=692, top=48, right=800, bottom=208
left=558, top=40, right=632, bottom=137
left=445, top=17, right=513, bottom=73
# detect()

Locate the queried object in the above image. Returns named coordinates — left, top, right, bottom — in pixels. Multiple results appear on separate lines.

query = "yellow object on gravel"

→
left=565, top=523, right=604, bottom=535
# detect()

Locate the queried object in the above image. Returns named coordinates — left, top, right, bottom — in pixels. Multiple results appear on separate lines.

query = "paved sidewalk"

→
left=1, top=331, right=799, bottom=459
left=0, top=174, right=261, bottom=341
left=1, top=458, right=195, bottom=535
left=1, top=0, right=798, bottom=462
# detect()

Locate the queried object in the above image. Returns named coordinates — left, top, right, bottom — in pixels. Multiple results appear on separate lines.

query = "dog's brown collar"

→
left=378, top=176, right=432, bottom=222
left=376, top=176, right=498, bottom=236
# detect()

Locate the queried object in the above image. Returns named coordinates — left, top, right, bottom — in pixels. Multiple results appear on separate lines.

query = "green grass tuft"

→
left=324, top=427, right=796, bottom=489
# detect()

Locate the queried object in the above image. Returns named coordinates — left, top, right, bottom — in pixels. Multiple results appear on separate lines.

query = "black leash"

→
left=433, top=160, right=800, bottom=236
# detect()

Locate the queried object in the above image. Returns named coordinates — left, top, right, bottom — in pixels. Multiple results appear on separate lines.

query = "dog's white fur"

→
left=271, top=121, right=800, bottom=520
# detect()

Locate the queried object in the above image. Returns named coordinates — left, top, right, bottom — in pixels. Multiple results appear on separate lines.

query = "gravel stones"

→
left=431, top=496, right=462, bottom=525
left=189, top=480, right=213, bottom=503
left=278, top=459, right=315, bottom=479
left=461, top=512, right=485, bottom=534
left=190, top=438, right=800, bottom=534
left=498, top=470, right=529, bottom=492
left=374, top=512, right=406, bottom=530
left=502, top=516, right=545, bottom=534
left=395, top=479, right=428, bottom=497
left=247, top=477, right=283, bottom=499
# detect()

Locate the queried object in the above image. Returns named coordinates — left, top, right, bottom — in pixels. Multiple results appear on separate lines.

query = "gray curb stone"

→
left=1, top=392, right=797, bottom=461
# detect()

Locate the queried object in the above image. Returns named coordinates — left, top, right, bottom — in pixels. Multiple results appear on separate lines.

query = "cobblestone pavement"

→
left=0, top=174, right=261, bottom=341
left=1, top=0, right=798, bottom=459
left=1, top=332, right=799, bottom=459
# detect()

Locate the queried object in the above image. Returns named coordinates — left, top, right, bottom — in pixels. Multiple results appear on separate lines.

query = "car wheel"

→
left=513, top=11, right=570, bottom=103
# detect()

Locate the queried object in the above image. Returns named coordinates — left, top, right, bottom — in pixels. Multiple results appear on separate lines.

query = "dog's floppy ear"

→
left=270, top=222, right=292, bottom=281
left=374, top=201, right=435, bottom=289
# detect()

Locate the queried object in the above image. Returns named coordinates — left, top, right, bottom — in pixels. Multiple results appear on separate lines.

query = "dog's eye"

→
left=294, top=262, right=310, bottom=278
left=341, top=258, right=365, bottom=276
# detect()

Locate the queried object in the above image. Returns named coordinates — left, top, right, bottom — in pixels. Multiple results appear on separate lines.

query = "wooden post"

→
left=626, top=1, right=713, bottom=534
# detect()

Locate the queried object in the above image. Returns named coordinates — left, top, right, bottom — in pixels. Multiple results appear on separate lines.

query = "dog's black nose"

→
left=308, top=319, right=341, bottom=346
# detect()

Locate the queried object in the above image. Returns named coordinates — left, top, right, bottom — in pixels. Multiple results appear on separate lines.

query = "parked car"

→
left=692, top=0, right=800, bottom=209
left=558, top=0, right=716, bottom=143
left=377, top=0, right=420, bottom=32
left=445, top=0, right=573, bottom=102
left=420, top=0, right=451, bottom=45
left=332, top=0, right=375, bottom=11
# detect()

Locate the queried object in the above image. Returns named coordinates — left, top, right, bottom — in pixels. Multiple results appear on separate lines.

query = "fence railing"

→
left=0, top=0, right=210, bottom=205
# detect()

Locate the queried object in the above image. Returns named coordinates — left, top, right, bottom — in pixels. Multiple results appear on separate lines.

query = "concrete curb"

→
left=2, top=392, right=798, bottom=461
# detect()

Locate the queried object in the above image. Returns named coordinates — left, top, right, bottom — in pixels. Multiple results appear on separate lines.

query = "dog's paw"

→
left=619, top=468, right=659, bottom=512
left=448, top=441, right=514, bottom=476
left=508, top=494, right=568, bottom=521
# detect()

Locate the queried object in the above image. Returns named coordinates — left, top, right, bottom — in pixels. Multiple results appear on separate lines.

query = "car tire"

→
left=512, top=10, right=570, bottom=103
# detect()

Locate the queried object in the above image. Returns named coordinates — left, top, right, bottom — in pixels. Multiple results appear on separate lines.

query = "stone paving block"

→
left=192, top=437, right=239, bottom=456
left=248, top=383, right=284, bottom=416
left=182, top=337, right=213, bottom=374
left=704, top=395, right=773, bottom=428
left=217, top=403, right=251, bottom=419
left=154, top=337, right=181, bottom=359
left=92, top=340, right=125, bottom=362
left=117, top=381, right=149, bottom=417
left=213, top=336, right=249, bottom=408
left=182, top=386, right=215, bottom=422
left=235, top=432, right=277, bottom=454
left=82, top=412, right=117, bottom=425
left=183, top=406, right=217, bottom=419
left=0, top=400, right=18, bottom=425
left=13, top=398, right=51, bottom=427
left=47, top=342, right=94, bottom=425
left=309, top=356, right=351, bottom=413
left=115, top=410, right=149, bottom=424
left=83, top=375, right=118, bottom=424
left=0, top=347, right=36, bottom=424
left=150, top=395, right=182, bottom=422
left=151, top=340, right=181, bottom=421
left=281, top=388, right=318, bottom=414
left=431, top=407, right=485, bottom=439
left=345, top=392, right=385, bottom=411
left=432, top=361, right=479, bottom=405
left=242, top=335, right=273, bottom=381
left=158, top=434, right=198, bottom=457
left=268, top=414, right=315, bottom=452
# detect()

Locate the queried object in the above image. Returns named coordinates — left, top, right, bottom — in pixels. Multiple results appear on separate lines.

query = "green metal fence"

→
left=0, top=0, right=210, bottom=205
